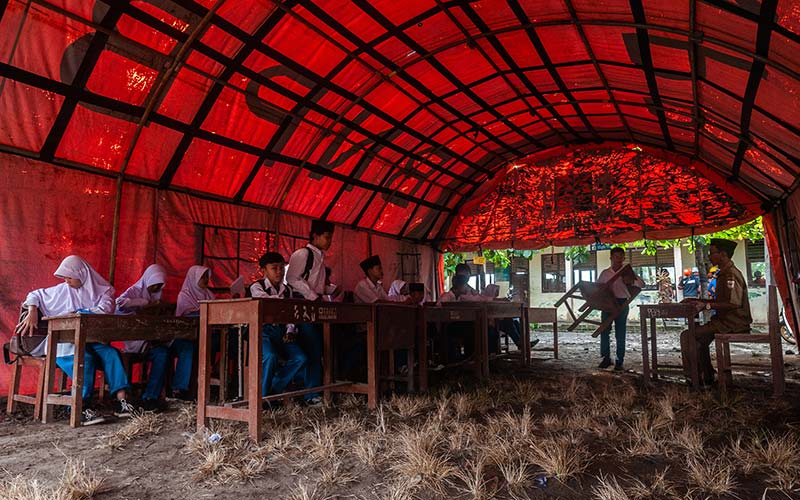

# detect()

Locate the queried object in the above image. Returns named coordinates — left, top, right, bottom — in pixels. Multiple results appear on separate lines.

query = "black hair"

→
left=610, top=247, right=625, bottom=257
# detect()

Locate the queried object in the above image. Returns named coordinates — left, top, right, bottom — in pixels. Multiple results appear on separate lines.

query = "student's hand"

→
left=15, top=306, right=38, bottom=336
left=283, top=331, right=297, bottom=343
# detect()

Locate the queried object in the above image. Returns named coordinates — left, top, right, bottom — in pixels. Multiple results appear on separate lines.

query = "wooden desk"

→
left=41, top=314, right=198, bottom=427
left=528, top=307, right=558, bottom=359
left=418, top=303, right=484, bottom=392
left=375, top=304, right=419, bottom=392
left=638, top=303, right=699, bottom=386
left=485, top=302, right=530, bottom=369
left=197, top=299, right=375, bottom=442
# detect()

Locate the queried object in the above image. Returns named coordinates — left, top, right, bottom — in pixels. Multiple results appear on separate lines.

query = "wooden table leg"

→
left=650, top=316, right=659, bottom=380
left=247, top=317, right=262, bottom=442
left=219, top=328, right=228, bottom=403
left=42, top=329, right=59, bottom=424
left=70, top=324, right=85, bottom=428
left=479, top=311, right=488, bottom=378
left=553, top=318, right=558, bottom=360
left=687, top=317, right=700, bottom=388
left=366, top=313, right=378, bottom=410
left=418, top=316, right=429, bottom=393
left=522, top=310, right=531, bottom=366
left=322, top=323, right=333, bottom=404
left=640, top=312, right=650, bottom=382
left=197, top=303, right=211, bottom=434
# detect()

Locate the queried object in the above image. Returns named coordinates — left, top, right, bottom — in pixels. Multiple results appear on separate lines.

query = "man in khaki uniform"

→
left=680, top=238, right=752, bottom=385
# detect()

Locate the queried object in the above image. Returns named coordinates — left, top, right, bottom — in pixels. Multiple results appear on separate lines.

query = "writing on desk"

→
left=449, top=311, right=462, bottom=320
left=293, top=304, right=316, bottom=322
left=317, top=307, right=337, bottom=321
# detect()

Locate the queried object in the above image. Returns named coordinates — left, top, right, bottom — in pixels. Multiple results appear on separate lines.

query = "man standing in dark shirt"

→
left=678, top=267, right=700, bottom=299
left=679, top=238, right=752, bottom=385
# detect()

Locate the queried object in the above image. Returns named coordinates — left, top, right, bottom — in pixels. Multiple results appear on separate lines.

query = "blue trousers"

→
left=56, top=343, right=130, bottom=402
left=296, top=323, right=322, bottom=400
left=261, top=325, right=308, bottom=396
left=169, top=339, right=195, bottom=392
left=499, top=318, right=523, bottom=349
left=600, top=300, right=629, bottom=366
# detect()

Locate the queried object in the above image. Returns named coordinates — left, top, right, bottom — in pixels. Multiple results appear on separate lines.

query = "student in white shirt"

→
left=596, top=247, right=645, bottom=371
left=285, top=219, right=334, bottom=402
left=250, top=252, right=312, bottom=400
left=354, top=255, right=389, bottom=304
left=17, top=255, right=133, bottom=424
left=116, top=264, right=173, bottom=411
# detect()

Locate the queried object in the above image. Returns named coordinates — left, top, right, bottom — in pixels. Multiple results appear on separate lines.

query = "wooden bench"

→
left=714, top=286, right=785, bottom=397
left=6, top=354, right=67, bottom=420
left=528, top=307, right=558, bottom=359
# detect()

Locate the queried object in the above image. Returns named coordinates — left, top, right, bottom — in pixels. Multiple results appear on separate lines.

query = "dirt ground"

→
left=2, top=324, right=800, bottom=500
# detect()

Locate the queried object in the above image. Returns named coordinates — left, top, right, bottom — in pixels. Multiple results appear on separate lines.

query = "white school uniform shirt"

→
left=286, top=244, right=326, bottom=300
left=176, top=265, right=215, bottom=317
left=387, top=279, right=411, bottom=302
left=24, top=255, right=115, bottom=358
left=354, top=277, right=389, bottom=304
left=250, top=280, right=298, bottom=332
left=116, top=264, right=166, bottom=353
left=598, top=266, right=645, bottom=299
left=438, top=290, right=490, bottom=305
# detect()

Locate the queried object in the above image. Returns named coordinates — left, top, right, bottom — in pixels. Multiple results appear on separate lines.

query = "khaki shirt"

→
left=709, top=261, right=752, bottom=332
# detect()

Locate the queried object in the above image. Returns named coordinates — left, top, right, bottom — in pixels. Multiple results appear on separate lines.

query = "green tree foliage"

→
left=446, top=217, right=764, bottom=277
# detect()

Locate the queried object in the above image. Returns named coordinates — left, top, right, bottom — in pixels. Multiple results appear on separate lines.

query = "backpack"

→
left=301, top=247, right=314, bottom=280
left=3, top=305, right=48, bottom=364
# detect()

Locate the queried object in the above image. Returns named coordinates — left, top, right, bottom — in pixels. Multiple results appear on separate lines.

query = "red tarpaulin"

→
left=1, top=0, right=799, bottom=393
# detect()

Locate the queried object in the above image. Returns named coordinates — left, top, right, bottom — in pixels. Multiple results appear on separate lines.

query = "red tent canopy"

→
left=1, top=0, right=798, bottom=246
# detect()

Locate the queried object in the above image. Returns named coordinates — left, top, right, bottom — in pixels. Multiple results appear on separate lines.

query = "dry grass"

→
left=497, top=459, right=530, bottom=500
left=288, top=481, right=326, bottom=500
left=175, top=402, right=197, bottom=430
left=105, top=411, right=163, bottom=449
left=527, top=434, right=589, bottom=481
left=353, top=432, right=383, bottom=468
left=188, top=426, right=273, bottom=484
left=591, top=474, right=629, bottom=500
left=391, top=426, right=455, bottom=492
left=625, top=468, right=678, bottom=499
left=388, top=394, right=429, bottom=419
left=451, top=456, right=497, bottom=499
left=685, top=453, right=738, bottom=497
left=730, top=431, right=800, bottom=491
left=318, top=456, right=356, bottom=488
left=668, top=425, right=704, bottom=457
left=0, top=459, right=106, bottom=500
left=452, top=393, right=477, bottom=420
left=0, top=474, right=55, bottom=500
left=623, top=414, right=668, bottom=456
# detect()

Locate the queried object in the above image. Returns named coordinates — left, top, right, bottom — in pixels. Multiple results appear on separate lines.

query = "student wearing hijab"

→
left=172, top=265, right=215, bottom=400
left=16, top=255, right=133, bottom=425
left=116, top=264, right=179, bottom=411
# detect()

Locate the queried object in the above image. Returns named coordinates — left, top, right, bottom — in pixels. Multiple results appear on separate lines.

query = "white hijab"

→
left=176, top=265, right=214, bottom=316
left=118, top=264, right=166, bottom=304
left=24, top=255, right=115, bottom=358
left=388, top=279, right=407, bottom=298
left=25, top=255, right=115, bottom=317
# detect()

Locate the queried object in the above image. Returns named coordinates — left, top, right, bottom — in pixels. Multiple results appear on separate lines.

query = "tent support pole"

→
left=109, top=176, right=123, bottom=285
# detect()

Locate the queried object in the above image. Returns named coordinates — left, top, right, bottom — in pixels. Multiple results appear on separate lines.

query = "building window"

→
left=572, top=251, right=597, bottom=285
left=542, top=253, right=566, bottom=293
left=626, top=248, right=675, bottom=290
left=745, top=240, right=766, bottom=287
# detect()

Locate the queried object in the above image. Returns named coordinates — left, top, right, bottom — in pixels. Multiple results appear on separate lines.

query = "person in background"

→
left=656, top=268, right=674, bottom=304
left=173, top=265, right=214, bottom=400
left=680, top=238, right=752, bottom=385
left=596, top=247, right=645, bottom=371
left=678, top=267, right=700, bottom=300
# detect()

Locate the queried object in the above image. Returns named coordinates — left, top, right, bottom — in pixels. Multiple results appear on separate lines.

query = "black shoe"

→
left=168, top=389, right=193, bottom=402
left=81, top=408, right=106, bottom=426
left=114, top=399, right=137, bottom=418
left=598, top=357, right=612, bottom=369
left=140, top=399, right=166, bottom=412
left=614, top=364, right=623, bottom=372
left=530, top=339, right=540, bottom=348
